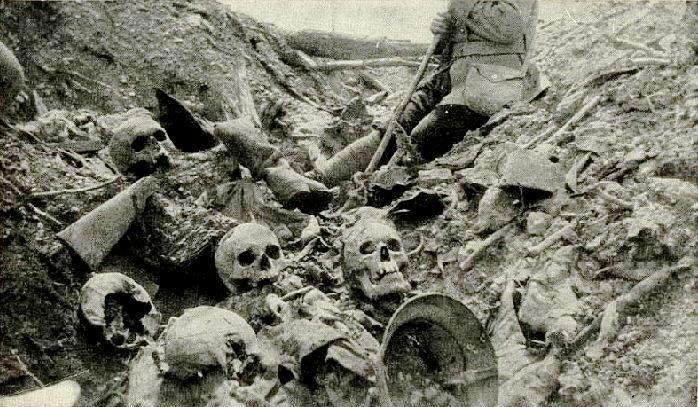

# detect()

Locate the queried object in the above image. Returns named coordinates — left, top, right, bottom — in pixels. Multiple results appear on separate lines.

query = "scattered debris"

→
left=1, top=1, right=694, bottom=406
left=476, top=186, right=518, bottom=232
left=500, top=148, right=564, bottom=194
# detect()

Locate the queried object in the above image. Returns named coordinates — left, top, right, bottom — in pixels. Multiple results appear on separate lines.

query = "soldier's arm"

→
left=467, top=0, right=525, bottom=44
left=430, top=10, right=453, bottom=53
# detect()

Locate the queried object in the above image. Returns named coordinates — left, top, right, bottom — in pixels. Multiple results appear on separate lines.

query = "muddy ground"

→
left=0, top=0, right=696, bottom=406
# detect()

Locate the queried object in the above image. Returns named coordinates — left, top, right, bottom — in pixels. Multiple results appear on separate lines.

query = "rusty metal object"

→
left=379, top=293, right=498, bottom=407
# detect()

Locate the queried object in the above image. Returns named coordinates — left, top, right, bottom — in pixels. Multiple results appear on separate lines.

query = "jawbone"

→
left=359, top=272, right=411, bottom=301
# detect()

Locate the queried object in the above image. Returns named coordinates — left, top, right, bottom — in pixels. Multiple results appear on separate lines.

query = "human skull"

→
left=80, top=272, right=160, bottom=349
left=215, top=223, right=283, bottom=292
left=108, top=109, right=170, bottom=177
left=342, top=216, right=410, bottom=300
left=162, top=306, right=262, bottom=383
left=128, top=306, right=270, bottom=407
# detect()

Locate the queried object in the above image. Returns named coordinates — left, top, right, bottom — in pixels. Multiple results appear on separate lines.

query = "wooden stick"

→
left=523, top=124, right=557, bottom=149
left=28, top=203, right=63, bottom=227
left=315, top=57, right=426, bottom=71
left=30, top=176, right=121, bottom=198
left=459, top=224, right=515, bottom=271
left=571, top=262, right=691, bottom=351
left=365, top=35, right=441, bottom=174
left=544, top=95, right=602, bottom=146
left=596, top=188, right=633, bottom=209
left=527, top=222, right=577, bottom=256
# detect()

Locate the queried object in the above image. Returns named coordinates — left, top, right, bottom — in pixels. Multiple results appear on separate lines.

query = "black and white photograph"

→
left=0, top=0, right=696, bottom=406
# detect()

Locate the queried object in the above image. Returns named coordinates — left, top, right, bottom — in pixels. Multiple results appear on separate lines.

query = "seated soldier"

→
left=316, top=0, right=547, bottom=183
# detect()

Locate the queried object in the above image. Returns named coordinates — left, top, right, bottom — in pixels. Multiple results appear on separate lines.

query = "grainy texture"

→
left=0, top=1, right=695, bottom=407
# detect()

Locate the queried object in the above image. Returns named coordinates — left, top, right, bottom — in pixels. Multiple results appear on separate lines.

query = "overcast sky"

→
left=221, top=0, right=613, bottom=42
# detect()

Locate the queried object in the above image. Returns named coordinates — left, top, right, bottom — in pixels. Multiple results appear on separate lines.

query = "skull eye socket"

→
left=359, top=241, right=376, bottom=254
left=265, top=245, right=281, bottom=260
left=238, top=249, right=256, bottom=267
left=131, top=135, right=149, bottom=152
left=387, top=238, right=402, bottom=252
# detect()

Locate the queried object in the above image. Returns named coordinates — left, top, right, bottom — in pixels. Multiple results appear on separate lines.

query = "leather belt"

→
left=451, top=39, right=526, bottom=58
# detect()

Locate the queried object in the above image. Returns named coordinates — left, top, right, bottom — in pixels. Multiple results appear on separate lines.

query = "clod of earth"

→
left=499, top=147, right=564, bottom=194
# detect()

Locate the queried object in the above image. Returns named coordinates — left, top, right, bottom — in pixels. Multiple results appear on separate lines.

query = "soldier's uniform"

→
left=315, top=0, right=545, bottom=184
left=399, top=0, right=544, bottom=160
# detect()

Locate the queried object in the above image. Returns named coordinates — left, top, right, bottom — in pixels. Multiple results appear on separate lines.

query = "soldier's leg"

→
left=397, top=68, right=451, bottom=133
left=410, top=104, right=489, bottom=161
left=314, top=69, right=449, bottom=183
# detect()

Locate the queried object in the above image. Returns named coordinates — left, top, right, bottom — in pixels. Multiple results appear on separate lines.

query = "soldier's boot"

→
left=410, top=104, right=489, bottom=162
